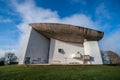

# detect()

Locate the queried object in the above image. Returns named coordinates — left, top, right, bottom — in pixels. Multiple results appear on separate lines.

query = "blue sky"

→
left=0, top=0, right=120, bottom=57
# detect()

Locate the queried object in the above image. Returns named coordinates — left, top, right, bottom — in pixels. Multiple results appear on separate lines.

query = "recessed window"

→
left=58, top=49, right=62, bottom=53
left=58, top=48, right=65, bottom=54
left=25, top=57, right=30, bottom=64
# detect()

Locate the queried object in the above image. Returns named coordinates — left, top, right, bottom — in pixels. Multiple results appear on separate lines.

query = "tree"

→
left=4, top=52, right=18, bottom=64
left=0, top=57, right=5, bottom=66
left=105, top=51, right=120, bottom=64
left=101, top=51, right=110, bottom=64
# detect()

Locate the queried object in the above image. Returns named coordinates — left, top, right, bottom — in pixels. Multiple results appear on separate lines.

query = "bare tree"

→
left=105, top=51, right=120, bottom=64
left=0, top=57, right=5, bottom=66
left=4, top=52, right=18, bottom=64
left=101, top=51, right=110, bottom=64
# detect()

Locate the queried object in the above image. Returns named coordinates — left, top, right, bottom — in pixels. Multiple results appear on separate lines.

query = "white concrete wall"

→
left=19, top=28, right=50, bottom=64
left=19, top=27, right=32, bottom=64
left=19, top=27, right=103, bottom=65
left=49, top=39, right=84, bottom=64
left=48, top=38, right=56, bottom=63
left=83, top=41, right=103, bottom=64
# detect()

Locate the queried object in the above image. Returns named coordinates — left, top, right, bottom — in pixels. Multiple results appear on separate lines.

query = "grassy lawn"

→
left=0, top=65, right=120, bottom=80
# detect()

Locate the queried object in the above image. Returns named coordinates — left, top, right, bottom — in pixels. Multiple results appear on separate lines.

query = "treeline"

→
left=101, top=51, right=120, bottom=64
left=0, top=52, right=18, bottom=66
left=0, top=51, right=120, bottom=66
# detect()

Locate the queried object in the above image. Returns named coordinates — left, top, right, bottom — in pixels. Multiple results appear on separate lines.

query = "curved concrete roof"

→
left=29, top=23, right=104, bottom=43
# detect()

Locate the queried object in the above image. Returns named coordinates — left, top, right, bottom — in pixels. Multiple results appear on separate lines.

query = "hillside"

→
left=0, top=65, right=120, bottom=80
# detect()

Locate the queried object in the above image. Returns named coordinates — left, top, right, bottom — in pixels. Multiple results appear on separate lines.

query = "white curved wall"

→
left=49, top=39, right=84, bottom=64
left=19, top=28, right=50, bottom=64
left=48, top=38, right=56, bottom=63
left=83, top=41, right=103, bottom=64
left=19, top=28, right=103, bottom=65
left=19, top=27, right=32, bottom=64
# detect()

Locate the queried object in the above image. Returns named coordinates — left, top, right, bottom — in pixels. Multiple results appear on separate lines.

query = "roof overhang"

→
left=29, top=23, right=104, bottom=43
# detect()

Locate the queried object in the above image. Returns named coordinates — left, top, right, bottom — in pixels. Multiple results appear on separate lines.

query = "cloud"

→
left=0, top=49, right=5, bottom=58
left=11, top=0, right=100, bottom=57
left=11, top=0, right=99, bottom=33
left=10, top=0, right=120, bottom=56
left=96, top=3, right=110, bottom=19
left=12, top=0, right=60, bottom=33
left=0, top=49, right=16, bottom=58
left=100, top=27, right=120, bottom=54
left=0, top=16, right=12, bottom=23
left=12, top=0, right=98, bottom=33
left=95, top=3, right=120, bottom=54
left=61, top=14, right=98, bottom=29
left=0, top=15, right=12, bottom=23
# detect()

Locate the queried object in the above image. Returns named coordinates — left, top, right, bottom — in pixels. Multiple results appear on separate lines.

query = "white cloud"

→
left=0, top=17, right=12, bottom=23
left=0, top=15, right=12, bottom=23
left=0, top=49, right=16, bottom=58
left=0, top=49, right=5, bottom=58
left=61, top=14, right=98, bottom=29
left=95, top=3, right=120, bottom=54
left=96, top=3, right=110, bottom=19
left=10, top=0, right=120, bottom=56
left=12, top=0, right=60, bottom=33
left=100, top=28, right=120, bottom=54
left=11, top=0, right=100, bottom=57
left=12, top=0, right=99, bottom=32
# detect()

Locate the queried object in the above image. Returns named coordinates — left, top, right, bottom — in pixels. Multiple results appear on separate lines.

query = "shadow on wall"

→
left=90, top=56, right=94, bottom=64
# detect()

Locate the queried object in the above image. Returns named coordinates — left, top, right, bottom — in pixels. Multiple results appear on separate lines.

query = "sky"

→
left=0, top=0, right=120, bottom=58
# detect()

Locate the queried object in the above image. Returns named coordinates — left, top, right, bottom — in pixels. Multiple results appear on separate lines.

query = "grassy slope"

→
left=0, top=65, right=120, bottom=80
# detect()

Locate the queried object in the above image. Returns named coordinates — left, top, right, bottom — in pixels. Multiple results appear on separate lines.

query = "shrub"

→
left=0, top=61, right=4, bottom=66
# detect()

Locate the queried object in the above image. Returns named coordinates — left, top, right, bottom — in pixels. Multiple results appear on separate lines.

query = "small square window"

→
left=58, top=48, right=65, bottom=54
left=58, top=49, right=62, bottom=53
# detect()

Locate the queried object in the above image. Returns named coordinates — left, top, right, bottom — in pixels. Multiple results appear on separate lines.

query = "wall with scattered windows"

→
left=49, top=38, right=84, bottom=64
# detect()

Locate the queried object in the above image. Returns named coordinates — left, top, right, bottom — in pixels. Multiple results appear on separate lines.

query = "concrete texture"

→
left=19, top=23, right=104, bottom=65
left=19, top=27, right=32, bottom=64
left=83, top=41, right=103, bottom=64
left=49, top=38, right=84, bottom=64
left=29, top=23, right=104, bottom=43
left=19, top=28, right=50, bottom=64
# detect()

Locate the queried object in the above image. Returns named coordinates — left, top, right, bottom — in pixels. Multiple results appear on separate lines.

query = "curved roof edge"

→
left=29, top=23, right=104, bottom=43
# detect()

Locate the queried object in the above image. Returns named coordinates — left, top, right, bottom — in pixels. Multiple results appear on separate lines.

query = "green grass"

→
left=0, top=65, right=120, bottom=80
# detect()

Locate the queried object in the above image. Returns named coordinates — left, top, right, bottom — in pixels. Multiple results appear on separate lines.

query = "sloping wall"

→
left=49, top=39, right=84, bottom=64
left=19, top=28, right=50, bottom=64
left=19, top=27, right=32, bottom=64
left=19, top=27, right=103, bottom=65
left=84, top=41, right=103, bottom=64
